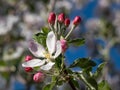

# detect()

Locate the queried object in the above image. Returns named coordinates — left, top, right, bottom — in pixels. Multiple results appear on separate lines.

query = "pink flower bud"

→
left=48, top=12, right=56, bottom=24
left=58, top=13, right=65, bottom=23
left=33, top=72, right=44, bottom=82
left=73, top=16, right=81, bottom=26
left=25, top=55, right=33, bottom=62
left=64, top=18, right=70, bottom=27
left=25, top=67, right=33, bottom=72
left=60, top=39, right=67, bottom=52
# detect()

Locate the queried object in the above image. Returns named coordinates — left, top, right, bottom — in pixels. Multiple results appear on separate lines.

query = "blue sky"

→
left=67, top=0, right=120, bottom=71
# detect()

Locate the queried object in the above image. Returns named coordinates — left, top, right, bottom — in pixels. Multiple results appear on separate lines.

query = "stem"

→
left=54, top=16, right=58, bottom=31
left=78, top=74, right=96, bottom=90
left=49, top=23, right=54, bottom=32
left=49, top=23, right=58, bottom=39
left=54, top=16, right=60, bottom=39
left=65, top=25, right=75, bottom=39
left=58, top=23, right=61, bottom=36
left=59, top=55, right=77, bottom=90
left=68, top=80, right=77, bottom=90
left=63, top=65, right=77, bottom=90
left=61, top=26, right=66, bottom=37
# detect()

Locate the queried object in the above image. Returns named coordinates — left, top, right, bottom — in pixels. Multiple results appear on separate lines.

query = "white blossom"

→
left=22, top=31, right=62, bottom=71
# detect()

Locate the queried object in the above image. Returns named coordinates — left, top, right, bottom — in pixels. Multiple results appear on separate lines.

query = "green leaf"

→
left=42, top=76, right=56, bottom=90
left=78, top=73, right=98, bottom=90
left=66, top=68, right=73, bottom=74
left=68, top=38, right=85, bottom=46
left=69, top=58, right=96, bottom=69
left=86, top=77, right=98, bottom=90
left=42, top=27, right=49, bottom=34
left=56, top=79, right=64, bottom=86
left=93, top=62, right=106, bottom=78
left=98, top=80, right=111, bottom=90
left=42, top=84, right=52, bottom=90
left=71, top=78, right=80, bottom=89
left=33, top=32, right=47, bottom=47
left=55, top=55, right=62, bottom=69
left=83, top=66, right=92, bottom=76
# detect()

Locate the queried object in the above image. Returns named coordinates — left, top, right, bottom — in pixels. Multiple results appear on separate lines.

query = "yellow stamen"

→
left=44, top=52, right=51, bottom=59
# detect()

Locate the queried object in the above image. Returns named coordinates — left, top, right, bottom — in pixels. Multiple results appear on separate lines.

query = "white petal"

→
left=40, top=62, right=55, bottom=71
left=53, top=41, right=62, bottom=58
left=46, top=31, right=56, bottom=54
left=22, top=59, right=45, bottom=67
left=29, top=40, right=46, bottom=57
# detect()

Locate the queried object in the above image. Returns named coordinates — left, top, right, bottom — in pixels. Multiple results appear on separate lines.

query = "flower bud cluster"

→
left=23, top=12, right=82, bottom=84
left=48, top=12, right=81, bottom=27
left=48, top=12, right=82, bottom=52
left=48, top=12, right=70, bottom=27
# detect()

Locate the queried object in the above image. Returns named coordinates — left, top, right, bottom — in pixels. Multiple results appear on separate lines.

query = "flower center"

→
left=44, top=52, right=51, bottom=59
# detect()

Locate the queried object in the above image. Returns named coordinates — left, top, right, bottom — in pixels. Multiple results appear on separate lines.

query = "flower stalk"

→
left=65, top=25, right=76, bottom=39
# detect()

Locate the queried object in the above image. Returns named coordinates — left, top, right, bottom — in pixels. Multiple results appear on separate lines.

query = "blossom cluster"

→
left=22, top=12, right=81, bottom=82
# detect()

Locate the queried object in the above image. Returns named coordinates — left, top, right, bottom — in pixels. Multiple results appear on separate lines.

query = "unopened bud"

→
left=60, top=39, right=67, bottom=52
left=48, top=12, right=56, bottom=24
left=58, top=13, right=65, bottom=23
left=25, top=55, right=33, bottom=62
left=64, top=18, right=70, bottom=27
left=25, top=67, right=33, bottom=72
left=73, top=16, right=81, bottom=26
left=33, top=72, right=44, bottom=82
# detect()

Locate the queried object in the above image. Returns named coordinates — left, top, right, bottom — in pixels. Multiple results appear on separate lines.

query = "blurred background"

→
left=0, top=0, right=120, bottom=90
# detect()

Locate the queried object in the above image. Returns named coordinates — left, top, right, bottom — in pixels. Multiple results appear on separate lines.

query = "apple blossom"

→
left=22, top=31, right=62, bottom=71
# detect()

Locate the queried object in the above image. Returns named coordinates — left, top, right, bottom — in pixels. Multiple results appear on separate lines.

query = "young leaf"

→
left=69, top=58, right=96, bottom=69
left=55, top=55, right=62, bottom=69
left=33, top=32, right=46, bottom=47
left=93, top=62, right=106, bottom=78
left=56, top=79, right=64, bottom=86
left=66, top=68, right=73, bottom=74
left=98, top=80, right=111, bottom=90
left=78, top=74, right=98, bottom=90
left=68, top=38, right=85, bottom=46
left=86, top=77, right=98, bottom=90
left=42, top=84, right=52, bottom=90
left=70, top=78, right=80, bottom=89
left=83, top=66, right=92, bottom=76
left=42, top=27, right=49, bottom=35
